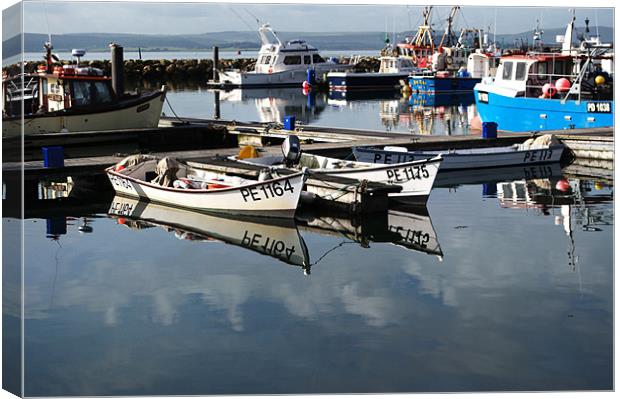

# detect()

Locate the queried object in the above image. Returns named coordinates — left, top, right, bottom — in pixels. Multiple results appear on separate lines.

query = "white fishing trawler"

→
left=217, top=24, right=349, bottom=87
left=2, top=43, right=166, bottom=138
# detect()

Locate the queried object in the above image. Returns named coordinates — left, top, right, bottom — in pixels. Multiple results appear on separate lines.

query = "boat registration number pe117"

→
left=587, top=102, right=612, bottom=113
left=523, top=148, right=554, bottom=163
left=385, top=165, right=430, bottom=183
left=241, top=179, right=295, bottom=202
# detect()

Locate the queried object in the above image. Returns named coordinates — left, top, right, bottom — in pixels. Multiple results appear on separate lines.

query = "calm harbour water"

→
left=3, top=167, right=614, bottom=395
left=2, top=76, right=614, bottom=395
left=161, top=84, right=477, bottom=135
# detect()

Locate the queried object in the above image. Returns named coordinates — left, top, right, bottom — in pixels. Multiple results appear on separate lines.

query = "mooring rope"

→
left=164, top=96, right=187, bottom=124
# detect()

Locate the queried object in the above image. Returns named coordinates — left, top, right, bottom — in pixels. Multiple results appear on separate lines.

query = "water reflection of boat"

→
left=377, top=95, right=475, bottom=134
left=434, top=163, right=564, bottom=188
left=409, top=92, right=475, bottom=108
left=297, top=207, right=443, bottom=259
left=107, top=196, right=311, bottom=272
left=327, top=88, right=401, bottom=104
left=497, top=176, right=613, bottom=208
left=218, top=87, right=326, bottom=124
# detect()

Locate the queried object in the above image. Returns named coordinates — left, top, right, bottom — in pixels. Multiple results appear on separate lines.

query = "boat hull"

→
left=353, top=145, right=565, bottom=170
left=236, top=154, right=442, bottom=203
left=2, top=90, right=165, bottom=138
left=312, top=157, right=441, bottom=200
left=218, top=64, right=347, bottom=87
left=474, top=86, right=614, bottom=132
left=106, top=169, right=306, bottom=218
left=327, top=71, right=409, bottom=91
left=409, top=76, right=481, bottom=93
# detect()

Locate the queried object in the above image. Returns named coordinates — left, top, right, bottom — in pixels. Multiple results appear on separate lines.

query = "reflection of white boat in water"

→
left=435, top=163, right=563, bottom=188
left=387, top=208, right=443, bottom=258
left=217, top=24, right=349, bottom=87
left=217, top=87, right=326, bottom=124
left=297, top=207, right=443, bottom=258
left=108, top=196, right=311, bottom=272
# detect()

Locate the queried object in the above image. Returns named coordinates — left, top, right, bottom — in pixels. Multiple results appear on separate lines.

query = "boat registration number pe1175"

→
left=385, top=165, right=430, bottom=183
left=241, top=179, right=295, bottom=202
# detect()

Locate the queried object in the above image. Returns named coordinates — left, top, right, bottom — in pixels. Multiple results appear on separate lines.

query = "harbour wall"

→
left=2, top=57, right=380, bottom=81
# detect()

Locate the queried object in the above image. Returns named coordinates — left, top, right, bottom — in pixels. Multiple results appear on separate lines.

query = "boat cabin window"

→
left=71, top=80, right=112, bottom=107
left=501, top=61, right=513, bottom=80
left=283, top=55, right=302, bottom=65
left=260, top=55, right=272, bottom=65
left=304, top=55, right=311, bottom=64
left=515, top=62, right=527, bottom=81
left=312, top=54, right=324, bottom=63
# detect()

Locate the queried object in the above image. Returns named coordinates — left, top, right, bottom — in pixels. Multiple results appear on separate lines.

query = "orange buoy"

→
left=555, top=178, right=570, bottom=192
left=555, top=78, right=571, bottom=92
left=542, top=83, right=557, bottom=98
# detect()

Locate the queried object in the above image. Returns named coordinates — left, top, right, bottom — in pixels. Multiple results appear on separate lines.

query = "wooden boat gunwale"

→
left=106, top=163, right=306, bottom=195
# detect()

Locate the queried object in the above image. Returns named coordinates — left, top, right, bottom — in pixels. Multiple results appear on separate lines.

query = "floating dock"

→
left=3, top=116, right=613, bottom=218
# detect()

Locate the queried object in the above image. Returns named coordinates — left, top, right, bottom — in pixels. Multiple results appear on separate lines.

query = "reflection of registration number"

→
left=386, top=165, right=429, bottom=183
left=242, top=230, right=297, bottom=261
left=477, top=91, right=489, bottom=103
left=108, top=200, right=134, bottom=216
left=587, top=102, right=611, bottom=113
left=241, top=179, right=294, bottom=202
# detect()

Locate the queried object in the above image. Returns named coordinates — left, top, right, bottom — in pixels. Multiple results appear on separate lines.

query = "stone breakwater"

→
left=2, top=56, right=380, bottom=80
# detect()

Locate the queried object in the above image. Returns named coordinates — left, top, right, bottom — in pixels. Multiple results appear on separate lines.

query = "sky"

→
left=2, top=0, right=616, bottom=38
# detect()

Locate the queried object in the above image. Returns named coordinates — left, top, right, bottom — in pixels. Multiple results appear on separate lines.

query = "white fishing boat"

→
left=233, top=136, right=442, bottom=204
left=106, top=155, right=306, bottom=218
left=108, top=196, right=311, bottom=271
left=217, top=24, right=349, bottom=87
left=353, top=134, right=565, bottom=170
left=2, top=43, right=166, bottom=138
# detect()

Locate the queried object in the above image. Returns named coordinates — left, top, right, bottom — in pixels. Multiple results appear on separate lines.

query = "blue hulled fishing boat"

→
left=473, top=15, right=614, bottom=132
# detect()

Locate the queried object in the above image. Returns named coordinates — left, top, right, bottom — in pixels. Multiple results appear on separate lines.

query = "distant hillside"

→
left=3, top=26, right=613, bottom=59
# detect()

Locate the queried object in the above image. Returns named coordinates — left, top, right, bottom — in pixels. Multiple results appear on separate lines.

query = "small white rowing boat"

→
left=235, top=152, right=442, bottom=205
left=106, top=155, right=306, bottom=218
left=353, top=134, right=565, bottom=170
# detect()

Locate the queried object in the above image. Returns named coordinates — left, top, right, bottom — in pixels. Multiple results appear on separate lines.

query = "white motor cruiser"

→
left=217, top=24, right=349, bottom=87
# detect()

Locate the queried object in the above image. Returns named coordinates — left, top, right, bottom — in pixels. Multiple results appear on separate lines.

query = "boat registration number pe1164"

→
left=241, top=179, right=295, bottom=202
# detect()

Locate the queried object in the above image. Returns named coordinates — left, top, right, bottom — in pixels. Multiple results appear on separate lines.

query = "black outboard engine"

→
left=281, top=135, right=302, bottom=167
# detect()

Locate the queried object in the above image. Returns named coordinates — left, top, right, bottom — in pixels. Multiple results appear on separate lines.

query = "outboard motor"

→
left=281, top=135, right=302, bottom=167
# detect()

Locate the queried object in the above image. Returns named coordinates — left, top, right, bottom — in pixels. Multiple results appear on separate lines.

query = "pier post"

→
left=110, top=43, right=125, bottom=98
left=214, top=90, right=221, bottom=119
left=213, top=46, right=219, bottom=82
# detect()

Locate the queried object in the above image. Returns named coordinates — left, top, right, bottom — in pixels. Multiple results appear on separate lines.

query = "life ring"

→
left=445, top=56, right=453, bottom=65
left=268, top=67, right=273, bottom=74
